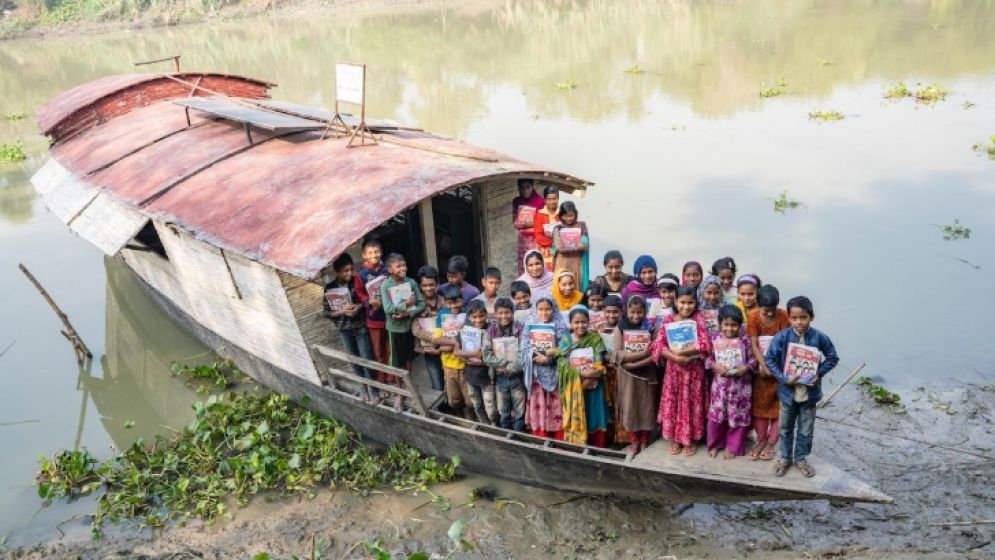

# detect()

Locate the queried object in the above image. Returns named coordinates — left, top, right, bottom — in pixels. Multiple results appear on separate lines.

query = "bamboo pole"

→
left=817, top=362, right=866, bottom=408
left=18, top=263, right=92, bottom=361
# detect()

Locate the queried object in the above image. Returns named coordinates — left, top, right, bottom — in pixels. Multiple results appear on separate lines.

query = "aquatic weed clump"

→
left=36, top=391, right=460, bottom=537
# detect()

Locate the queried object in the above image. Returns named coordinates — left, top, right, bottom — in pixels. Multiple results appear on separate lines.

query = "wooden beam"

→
left=419, top=198, right=437, bottom=270
left=313, top=344, right=409, bottom=378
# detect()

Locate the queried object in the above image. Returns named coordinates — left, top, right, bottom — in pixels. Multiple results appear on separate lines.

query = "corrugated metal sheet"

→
left=34, top=74, right=592, bottom=279
left=68, top=193, right=149, bottom=256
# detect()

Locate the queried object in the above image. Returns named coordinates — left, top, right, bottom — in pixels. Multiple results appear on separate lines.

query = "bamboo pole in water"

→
left=817, top=362, right=866, bottom=408
left=18, top=263, right=92, bottom=362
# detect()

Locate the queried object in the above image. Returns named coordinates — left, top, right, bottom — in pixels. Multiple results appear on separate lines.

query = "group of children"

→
left=322, top=181, right=840, bottom=479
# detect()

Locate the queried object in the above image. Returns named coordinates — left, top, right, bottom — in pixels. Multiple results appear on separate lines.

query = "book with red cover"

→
left=784, top=342, right=821, bottom=385
left=758, top=335, right=774, bottom=356
left=559, top=227, right=582, bottom=250
left=528, top=323, right=556, bottom=355
left=324, top=287, right=350, bottom=313
left=440, top=313, right=466, bottom=339
left=514, top=206, right=536, bottom=228
left=700, top=309, right=719, bottom=335
left=568, top=347, right=595, bottom=374
left=588, top=311, right=607, bottom=333
left=713, top=337, right=744, bottom=371
left=622, top=330, right=651, bottom=353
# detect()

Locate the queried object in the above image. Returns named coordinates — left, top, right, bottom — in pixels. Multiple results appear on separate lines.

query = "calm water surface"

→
left=2, top=0, right=995, bottom=543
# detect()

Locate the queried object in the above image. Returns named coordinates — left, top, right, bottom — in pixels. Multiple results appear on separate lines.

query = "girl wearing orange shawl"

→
left=551, top=269, right=583, bottom=312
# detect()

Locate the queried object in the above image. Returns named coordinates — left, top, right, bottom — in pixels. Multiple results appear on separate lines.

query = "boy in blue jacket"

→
left=765, top=296, right=839, bottom=478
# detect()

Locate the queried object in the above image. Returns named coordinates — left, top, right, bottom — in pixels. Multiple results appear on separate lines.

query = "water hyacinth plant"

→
left=0, top=141, right=27, bottom=162
left=808, top=110, right=845, bottom=121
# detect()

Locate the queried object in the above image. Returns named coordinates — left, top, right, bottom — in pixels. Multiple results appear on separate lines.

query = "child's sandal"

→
left=760, top=446, right=777, bottom=461
left=772, top=459, right=790, bottom=477
left=795, top=459, right=816, bottom=478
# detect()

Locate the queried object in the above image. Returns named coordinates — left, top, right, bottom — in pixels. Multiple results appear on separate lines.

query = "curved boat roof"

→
left=33, top=73, right=592, bottom=279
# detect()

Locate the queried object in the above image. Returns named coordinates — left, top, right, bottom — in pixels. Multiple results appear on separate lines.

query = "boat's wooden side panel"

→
left=278, top=271, right=338, bottom=381
left=69, top=193, right=149, bottom=256
left=480, top=178, right=519, bottom=283
left=121, top=222, right=320, bottom=384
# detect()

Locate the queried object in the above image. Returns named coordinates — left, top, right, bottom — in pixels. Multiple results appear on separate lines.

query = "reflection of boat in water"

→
left=82, top=256, right=207, bottom=449
left=32, top=72, right=890, bottom=504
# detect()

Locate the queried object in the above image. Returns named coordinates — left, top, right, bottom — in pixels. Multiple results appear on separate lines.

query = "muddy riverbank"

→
left=9, top=385, right=994, bottom=559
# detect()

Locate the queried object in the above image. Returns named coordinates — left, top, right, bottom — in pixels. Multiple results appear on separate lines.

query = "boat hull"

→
left=126, top=260, right=890, bottom=505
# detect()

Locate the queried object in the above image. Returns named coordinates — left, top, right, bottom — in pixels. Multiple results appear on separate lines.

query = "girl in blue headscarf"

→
left=621, top=255, right=658, bottom=304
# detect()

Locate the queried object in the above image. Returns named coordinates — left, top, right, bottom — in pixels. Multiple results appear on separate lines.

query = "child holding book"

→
left=649, top=273, right=679, bottom=328
left=653, top=286, right=713, bottom=456
left=516, top=250, right=553, bottom=302
left=439, top=255, right=480, bottom=305
left=747, top=284, right=790, bottom=460
left=621, top=255, right=658, bottom=304
left=556, top=305, right=608, bottom=447
left=591, top=250, right=630, bottom=299
left=705, top=305, right=756, bottom=459
left=323, top=253, right=377, bottom=402
left=697, top=274, right=724, bottom=337
left=512, top=179, right=545, bottom=275
left=735, top=274, right=761, bottom=328
left=520, top=296, right=568, bottom=439
left=411, top=266, right=445, bottom=392
left=433, top=285, right=474, bottom=420
left=484, top=298, right=526, bottom=431
left=609, top=295, right=661, bottom=457
left=355, top=239, right=390, bottom=374
left=552, top=201, right=590, bottom=292
left=711, top=257, right=738, bottom=304
left=532, top=186, right=560, bottom=271
left=682, top=261, right=704, bottom=291
left=766, top=296, right=839, bottom=478
left=454, top=300, right=498, bottom=425
left=380, top=253, right=426, bottom=411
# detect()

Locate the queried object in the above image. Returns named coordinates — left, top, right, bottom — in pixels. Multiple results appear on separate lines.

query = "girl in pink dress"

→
left=653, top=285, right=712, bottom=456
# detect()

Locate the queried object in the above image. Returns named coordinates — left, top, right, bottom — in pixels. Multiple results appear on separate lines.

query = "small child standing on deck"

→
left=322, top=253, right=377, bottom=402
left=485, top=298, right=526, bottom=431
left=454, top=300, right=499, bottom=425
left=433, top=285, right=474, bottom=420
left=705, top=305, right=755, bottom=459
left=355, top=239, right=390, bottom=373
left=380, top=253, right=425, bottom=411
left=766, top=296, right=839, bottom=478
left=411, top=266, right=445, bottom=392
left=747, top=284, right=790, bottom=461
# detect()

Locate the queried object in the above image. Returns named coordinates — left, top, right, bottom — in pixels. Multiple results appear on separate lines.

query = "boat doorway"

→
left=431, top=186, right=482, bottom=286
left=368, top=206, right=426, bottom=274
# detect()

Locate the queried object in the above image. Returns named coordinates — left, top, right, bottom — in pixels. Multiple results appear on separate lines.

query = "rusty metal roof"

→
left=36, top=73, right=592, bottom=279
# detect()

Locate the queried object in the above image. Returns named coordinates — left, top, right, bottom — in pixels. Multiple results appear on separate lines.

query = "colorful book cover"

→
left=559, top=227, right=582, bottom=250
left=647, top=298, right=673, bottom=325
left=324, top=287, right=350, bottom=313
left=528, top=323, right=556, bottom=355
left=665, top=320, right=698, bottom=352
left=713, top=337, right=744, bottom=371
left=758, top=335, right=774, bottom=356
left=568, top=347, right=595, bottom=374
left=440, top=313, right=465, bottom=339
left=460, top=326, right=485, bottom=364
left=588, top=311, right=607, bottom=332
left=700, top=309, right=719, bottom=335
left=387, top=282, right=414, bottom=310
left=784, top=342, right=822, bottom=385
left=514, top=206, right=536, bottom=228
left=492, top=336, right=520, bottom=366
left=365, top=274, right=387, bottom=301
left=622, top=330, right=651, bottom=353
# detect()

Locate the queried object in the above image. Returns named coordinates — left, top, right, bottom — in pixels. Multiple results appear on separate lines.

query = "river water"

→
left=2, top=0, right=995, bottom=545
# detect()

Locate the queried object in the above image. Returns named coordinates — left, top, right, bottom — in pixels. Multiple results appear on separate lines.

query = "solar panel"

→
left=253, top=100, right=420, bottom=132
left=173, top=98, right=326, bottom=132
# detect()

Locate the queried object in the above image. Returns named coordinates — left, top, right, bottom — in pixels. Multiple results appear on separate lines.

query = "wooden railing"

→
left=310, top=344, right=429, bottom=416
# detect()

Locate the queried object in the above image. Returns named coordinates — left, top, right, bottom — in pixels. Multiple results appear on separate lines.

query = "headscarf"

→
left=621, top=255, right=658, bottom=303
left=697, top=274, right=723, bottom=310
left=551, top=268, right=583, bottom=311
left=516, top=250, right=553, bottom=301
left=632, top=255, right=657, bottom=278
left=520, top=296, right=569, bottom=393
left=619, top=295, right=653, bottom=331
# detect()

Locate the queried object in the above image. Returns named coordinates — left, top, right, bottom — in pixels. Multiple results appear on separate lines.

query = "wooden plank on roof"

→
left=69, top=193, right=148, bottom=255
left=254, top=99, right=421, bottom=131
left=173, top=97, right=326, bottom=132
left=31, top=158, right=100, bottom=224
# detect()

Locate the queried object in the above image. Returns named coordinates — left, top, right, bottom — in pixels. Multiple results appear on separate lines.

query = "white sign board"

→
left=335, top=63, right=365, bottom=106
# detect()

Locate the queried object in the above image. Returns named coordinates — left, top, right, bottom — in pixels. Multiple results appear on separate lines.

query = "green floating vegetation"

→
left=884, top=81, right=949, bottom=103
left=36, top=391, right=460, bottom=537
left=971, top=136, right=995, bottom=159
left=171, top=356, right=247, bottom=389
left=0, top=141, right=27, bottom=163
left=856, top=377, right=906, bottom=413
left=940, top=219, right=971, bottom=241
left=963, top=100, right=976, bottom=109
left=623, top=65, right=644, bottom=75
left=768, top=190, right=805, bottom=214
left=759, top=80, right=787, bottom=98
left=4, top=111, right=26, bottom=121
left=808, top=110, right=845, bottom=121
left=555, top=80, right=578, bottom=92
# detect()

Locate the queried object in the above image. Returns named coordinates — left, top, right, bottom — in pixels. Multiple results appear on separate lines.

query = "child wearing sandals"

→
left=747, top=284, right=790, bottom=461
left=765, top=296, right=839, bottom=478
left=705, top=305, right=755, bottom=459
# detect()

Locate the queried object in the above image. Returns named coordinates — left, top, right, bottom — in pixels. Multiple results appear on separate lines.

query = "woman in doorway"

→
left=532, top=185, right=560, bottom=272
left=512, top=179, right=545, bottom=275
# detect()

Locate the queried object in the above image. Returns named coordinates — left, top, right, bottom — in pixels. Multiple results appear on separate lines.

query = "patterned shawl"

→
left=516, top=250, right=554, bottom=301
left=520, top=297, right=569, bottom=393
left=697, top=274, right=723, bottom=310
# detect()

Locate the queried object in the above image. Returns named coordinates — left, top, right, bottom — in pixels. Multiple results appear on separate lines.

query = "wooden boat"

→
left=31, top=72, right=891, bottom=504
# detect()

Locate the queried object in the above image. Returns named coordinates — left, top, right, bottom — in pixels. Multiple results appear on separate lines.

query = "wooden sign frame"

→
left=323, top=62, right=377, bottom=147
